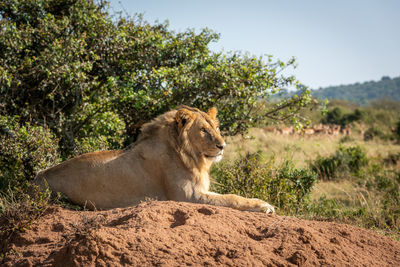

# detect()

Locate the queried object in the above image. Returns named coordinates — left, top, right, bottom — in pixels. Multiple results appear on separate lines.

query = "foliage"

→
left=321, top=107, right=364, bottom=126
left=311, top=145, right=368, bottom=180
left=215, top=129, right=400, bottom=235
left=311, top=76, right=400, bottom=105
left=0, top=116, right=60, bottom=192
left=322, top=107, right=343, bottom=125
left=0, top=0, right=312, bottom=158
left=211, top=152, right=317, bottom=214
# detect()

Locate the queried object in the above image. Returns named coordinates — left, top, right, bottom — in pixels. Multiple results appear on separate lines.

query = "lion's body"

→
left=34, top=107, right=274, bottom=213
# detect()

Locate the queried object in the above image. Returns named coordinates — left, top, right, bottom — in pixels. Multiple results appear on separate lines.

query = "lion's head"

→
left=175, top=106, right=226, bottom=164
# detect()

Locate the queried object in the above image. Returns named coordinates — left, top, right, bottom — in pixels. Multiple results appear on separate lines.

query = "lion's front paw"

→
left=260, top=202, right=275, bottom=214
left=249, top=199, right=275, bottom=214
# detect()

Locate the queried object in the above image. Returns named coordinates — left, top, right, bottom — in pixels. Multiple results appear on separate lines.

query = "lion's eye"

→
left=201, top=128, right=208, bottom=134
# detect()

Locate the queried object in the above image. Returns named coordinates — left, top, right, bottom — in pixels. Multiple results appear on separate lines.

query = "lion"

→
left=34, top=106, right=275, bottom=213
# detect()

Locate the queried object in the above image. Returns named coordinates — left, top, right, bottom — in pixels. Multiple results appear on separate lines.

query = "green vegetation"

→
left=211, top=152, right=317, bottom=214
left=311, top=145, right=368, bottom=180
left=0, top=116, right=60, bottom=191
left=311, top=76, right=400, bottom=105
left=322, top=107, right=364, bottom=126
left=212, top=135, right=400, bottom=236
left=217, top=128, right=400, bottom=237
left=308, top=162, right=400, bottom=234
left=0, top=0, right=311, bottom=160
left=216, top=98, right=400, bottom=236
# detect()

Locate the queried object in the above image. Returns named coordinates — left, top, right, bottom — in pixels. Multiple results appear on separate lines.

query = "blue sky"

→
left=108, top=0, right=400, bottom=89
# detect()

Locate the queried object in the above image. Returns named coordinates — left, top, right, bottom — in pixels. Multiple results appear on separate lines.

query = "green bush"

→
left=0, top=0, right=313, bottom=157
left=322, top=107, right=365, bottom=127
left=311, top=155, right=338, bottom=181
left=0, top=116, right=60, bottom=191
left=322, top=107, right=344, bottom=125
left=344, top=146, right=368, bottom=172
left=311, top=145, right=368, bottom=180
left=73, top=110, right=126, bottom=155
left=211, top=152, right=317, bottom=214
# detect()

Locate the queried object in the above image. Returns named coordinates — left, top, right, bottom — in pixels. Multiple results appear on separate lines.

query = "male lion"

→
left=34, top=106, right=274, bottom=213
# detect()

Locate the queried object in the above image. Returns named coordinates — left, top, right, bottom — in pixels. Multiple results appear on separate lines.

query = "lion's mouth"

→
left=204, top=150, right=224, bottom=159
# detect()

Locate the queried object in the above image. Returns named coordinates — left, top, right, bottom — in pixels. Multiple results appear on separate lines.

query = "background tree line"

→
left=311, top=76, right=400, bottom=105
left=275, top=76, right=400, bottom=106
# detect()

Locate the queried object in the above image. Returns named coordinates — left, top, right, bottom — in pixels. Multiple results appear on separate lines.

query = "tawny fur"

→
left=34, top=106, right=274, bottom=213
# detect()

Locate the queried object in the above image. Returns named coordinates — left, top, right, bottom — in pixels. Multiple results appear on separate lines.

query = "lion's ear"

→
left=207, top=107, right=218, bottom=121
left=176, top=108, right=194, bottom=131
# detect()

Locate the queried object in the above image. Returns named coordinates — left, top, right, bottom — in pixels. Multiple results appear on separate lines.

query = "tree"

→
left=0, top=0, right=313, bottom=158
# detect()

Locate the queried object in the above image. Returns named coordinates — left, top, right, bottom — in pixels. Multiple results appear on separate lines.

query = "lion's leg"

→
left=195, top=191, right=275, bottom=213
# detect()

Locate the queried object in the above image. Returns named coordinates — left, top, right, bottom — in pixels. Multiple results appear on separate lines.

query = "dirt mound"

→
left=2, top=201, right=399, bottom=266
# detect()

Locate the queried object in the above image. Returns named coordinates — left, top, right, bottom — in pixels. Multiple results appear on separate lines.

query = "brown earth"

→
left=1, top=201, right=400, bottom=266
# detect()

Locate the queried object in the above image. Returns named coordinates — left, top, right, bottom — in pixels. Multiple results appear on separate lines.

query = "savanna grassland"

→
left=212, top=100, right=400, bottom=238
left=223, top=128, right=398, bottom=166
left=1, top=2, right=400, bottom=263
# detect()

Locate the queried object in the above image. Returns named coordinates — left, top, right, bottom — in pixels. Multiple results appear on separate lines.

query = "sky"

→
left=108, top=0, right=400, bottom=89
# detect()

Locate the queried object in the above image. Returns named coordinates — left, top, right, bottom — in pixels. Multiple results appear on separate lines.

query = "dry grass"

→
left=223, top=128, right=400, bottom=168
left=0, top=186, right=53, bottom=258
left=223, top=128, right=400, bottom=236
left=312, top=180, right=378, bottom=209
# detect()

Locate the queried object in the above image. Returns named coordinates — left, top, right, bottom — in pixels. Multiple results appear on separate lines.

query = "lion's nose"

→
left=216, top=143, right=226, bottom=150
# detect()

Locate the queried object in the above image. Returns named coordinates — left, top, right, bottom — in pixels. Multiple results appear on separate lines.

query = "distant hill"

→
left=311, top=76, right=400, bottom=105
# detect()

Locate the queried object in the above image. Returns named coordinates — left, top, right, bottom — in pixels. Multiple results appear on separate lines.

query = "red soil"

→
left=2, top=201, right=399, bottom=266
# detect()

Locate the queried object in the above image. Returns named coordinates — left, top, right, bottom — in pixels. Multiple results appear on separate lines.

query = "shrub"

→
left=0, top=0, right=313, bottom=157
left=322, top=107, right=344, bottom=125
left=322, top=107, right=364, bottom=126
left=73, top=111, right=126, bottom=155
left=211, top=152, right=317, bottom=214
left=343, top=146, right=368, bottom=172
left=0, top=116, right=60, bottom=191
left=311, top=155, right=338, bottom=181
left=311, top=145, right=368, bottom=180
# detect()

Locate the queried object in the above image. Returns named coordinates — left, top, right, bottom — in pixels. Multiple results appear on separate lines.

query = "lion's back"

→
left=33, top=150, right=124, bottom=198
